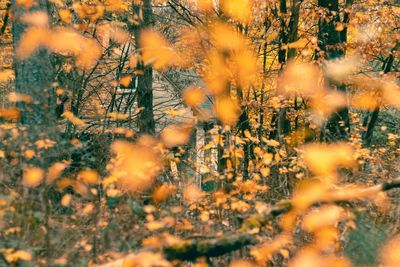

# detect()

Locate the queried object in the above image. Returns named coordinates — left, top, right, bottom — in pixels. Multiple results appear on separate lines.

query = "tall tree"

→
left=12, top=0, right=55, bottom=125
left=133, top=0, right=155, bottom=134
left=362, top=43, right=398, bottom=146
left=317, top=0, right=352, bottom=140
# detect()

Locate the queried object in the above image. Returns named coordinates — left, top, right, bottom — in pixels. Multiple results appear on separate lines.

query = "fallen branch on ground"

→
left=163, top=178, right=400, bottom=261
left=97, top=178, right=400, bottom=265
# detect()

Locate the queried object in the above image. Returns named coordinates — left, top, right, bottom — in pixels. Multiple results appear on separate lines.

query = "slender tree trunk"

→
left=133, top=0, right=155, bottom=134
left=237, top=88, right=252, bottom=180
left=270, top=0, right=300, bottom=141
left=12, top=0, right=55, bottom=125
left=287, top=0, right=301, bottom=60
left=363, top=48, right=396, bottom=146
left=317, top=0, right=351, bottom=141
left=278, top=0, right=288, bottom=68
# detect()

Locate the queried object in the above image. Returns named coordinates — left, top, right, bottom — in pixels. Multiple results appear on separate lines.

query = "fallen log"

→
left=163, top=178, right=400, bottom=261
left=98, top=178, right=400, bottom=265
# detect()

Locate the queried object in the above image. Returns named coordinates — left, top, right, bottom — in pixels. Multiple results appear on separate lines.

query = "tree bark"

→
left=12, top=0, right=56, bottom=125
left=133, top=0, right=155, bottom=135
left=317, top=0, right=351, bottom=141
left=362, top=47, right=397, bottom=146
left=236, top=88, right=252, bottom=180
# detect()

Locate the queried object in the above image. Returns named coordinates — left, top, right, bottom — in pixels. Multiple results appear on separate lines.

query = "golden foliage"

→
left=78, top=169, right=99, bottom=184
left=214, top=96, right=240, bottom=125
left=3, top=1, right=400, bottom=266
left=23, top=167, right=44, bottom=187
left=62, top=111, right=86, bottom=126
left=182, top=86, right=206, bottom=107
left=152, top=183, right=177, bottom=203
left=160, top=124, right=193, bottom=148
left=279, top=62, right=323, bottom=97
left=140, top=30, right=178, bottom=70
left=17, top=27, right=102, bottom=69
left=221, top=0, right=253, bottom=24
left=108, top=137, right=162, bottom=193
left=301, top=143, right=355, bottom=178
left=183, top=184, right=205, bottom=203
left=380, top=235, right=400, bottom=267
left=0, top=249, right=32, bottom=263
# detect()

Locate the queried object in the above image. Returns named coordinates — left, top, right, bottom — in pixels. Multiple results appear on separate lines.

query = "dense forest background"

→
left=0, top=0, right=399, bottom=266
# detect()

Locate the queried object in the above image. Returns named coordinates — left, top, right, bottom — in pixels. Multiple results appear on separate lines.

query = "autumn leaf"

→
left=182, top=86, right=206, bottom=107
left=160, top=124, right=193, bottom=148
left=78, top=169, right=99, bottom=184
left=301, top=142, right=355, bottom=178
left=0, top=249, right=32, bottom=263
left=278, top=62, right=323, bottom=97
left=214, top=95, right=240, bottom=125
left=287, top=38, right=308, bottom=49
left=140, top=30, right=177, bottom=69
left=23, top=167, right=44, bottom=187
left=221, top=0, right=253, bottom=24
left=0, top=70, right=14, bottom=82
left=62, top=111, right=86, bottom=126
left=109, top=137, right=162, bottom=193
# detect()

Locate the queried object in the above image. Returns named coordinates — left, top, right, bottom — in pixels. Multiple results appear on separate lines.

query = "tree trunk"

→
left=237, top=89, right=252, bottom=180
left=133, top=0, right=155, bottom=135
left=12, top=0, right=55, bottom=125
left=363, top=49, right=396, bottom=146
left=270, top=0, right=300, bottom=141
left=317, top=0, right=351, bottom=141
left=287, top=0, right=301, bottom=60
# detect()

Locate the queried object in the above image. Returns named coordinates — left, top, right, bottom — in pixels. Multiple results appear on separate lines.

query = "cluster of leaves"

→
left=0, top=0, right=399, bottom=266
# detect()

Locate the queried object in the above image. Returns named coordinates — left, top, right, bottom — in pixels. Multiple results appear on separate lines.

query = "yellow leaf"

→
left=380, top=235, right=400, bottom=267
left=0, top=108, right=20, bottom=120
left=278, top=62, right=323, bottom=97
left=382, top=81, right=400, bottom=109
left=46, top=162, right=67, bottom=182
left=1, top=249, right=32, bottom=263
left=140, top=30, right=177, bottom=69
left=109, top=137, right=162, bottom=193
left=302, top=205, right=345, bottom=232
left=7, top=92, right=32, bottom=103
left=119, top=75, right=132, bottom=87
left=78, top=169, right=99, bottom=184
left=287, top=38, right=308, bottom=49
left=210, top=22, right=246, bottom=52
left=266, top=140, right=280, bottom=147
left=214, top=96, right=240, bottom=125
left=61, top=194, right=72, bottom=207
left=302, top=142, right=355, bottom=178
left=260, top=167, right=270, bottom=177
left=21, top=11, right=49, bottom=27
left=82, top=203, right=94, bottom=215
left=23, top=149, right=35, bottom=159
left=182, top=86, right=206, bottom=107
left=152, top=183, right=177, bottom=203
left=183, top=184, right=205, bottom=203
left=108, top=112, right=129, bottom=120
left=59, top=9, right=72, bottom=24
left=62, top=111, right=86, bottom=126
left=23, top=167, right=44, bottom=187
left=160, top=124, right=193, bottom=148
left=0, top=70, right=14, bottom=82
left=221, top=0, right=253, bottom=24
left=335, top=23, right=345, bottom=31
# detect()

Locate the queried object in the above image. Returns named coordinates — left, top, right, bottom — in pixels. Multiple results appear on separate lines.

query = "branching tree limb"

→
left=163, top=234, right=257, bottom=261
left=163, top=178, right=400, bottom=261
